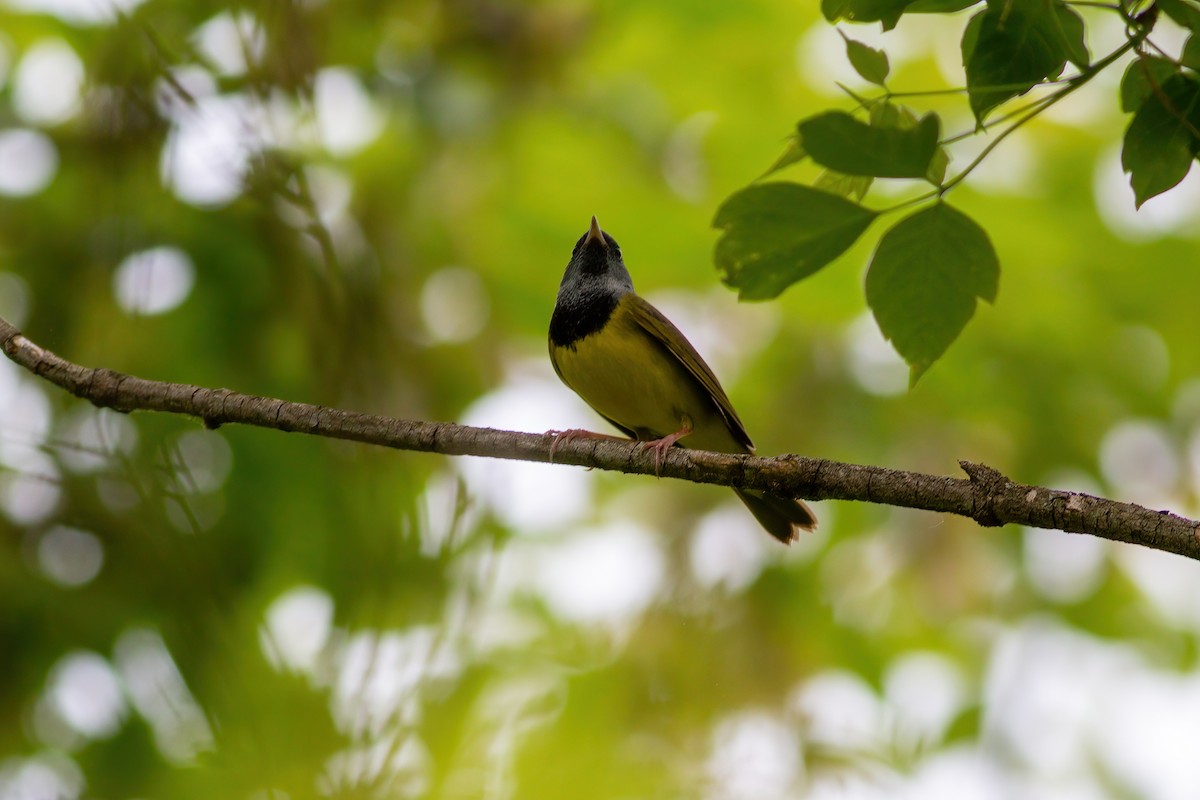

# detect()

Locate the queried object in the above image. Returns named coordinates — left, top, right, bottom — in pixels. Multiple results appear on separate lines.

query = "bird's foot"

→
left=546, top=428, right=623, bottom=462
left=638, top=421, right=693, bottom=477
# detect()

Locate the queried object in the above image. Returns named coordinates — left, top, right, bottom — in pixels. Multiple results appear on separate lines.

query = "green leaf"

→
left=1184, top=35, right=1200, bottom=71
left=713, top=183, right=878, bottom=300
left=821, top=0, right=913, bottom=29
left=799, top=111, right=941, bottom=178
left=814, top=169, right=874, bottom=201
left=821, top=0, right=846, bottom=19
left=865, top=203, right=999, bottom=383
left=963, top=0, right=1078, bottom=122
left=1121, top=74, right=1200, bottom=207
left=961, top=10, right=984, bottom=67
left=1157, top=0, right=1200, bottom=33
left=907, top=0, right=981, bottom=11
left=865, top=102, right=948, bottom=185
left=762, top=136, right=807, bottom=177
left=1052, top=3, right=1090, bottom=69
left=1119, top=56, right=1180, bottom=113
left=926, top=145, right=950, bottom=185
left=869, top=100, right=905, bottom=128
left=841, top=32, right=890, bottom=85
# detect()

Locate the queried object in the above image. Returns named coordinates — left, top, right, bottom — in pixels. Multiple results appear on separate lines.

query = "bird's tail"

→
left=733, top=488, right=817, bottom=544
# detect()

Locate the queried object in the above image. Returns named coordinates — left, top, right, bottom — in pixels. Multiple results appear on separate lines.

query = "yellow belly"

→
left=550, top=308, right=747, bottom=454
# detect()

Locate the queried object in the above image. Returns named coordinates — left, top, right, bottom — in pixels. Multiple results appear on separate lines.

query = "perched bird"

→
left=548, top=216, right=817, bottom=543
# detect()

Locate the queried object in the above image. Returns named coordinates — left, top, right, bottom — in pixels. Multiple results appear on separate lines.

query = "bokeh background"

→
left=3, top=0, right=1200, bottom=797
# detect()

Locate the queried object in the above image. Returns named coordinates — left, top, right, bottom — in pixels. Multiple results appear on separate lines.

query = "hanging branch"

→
left=3, top=315, right=1197, bottom=559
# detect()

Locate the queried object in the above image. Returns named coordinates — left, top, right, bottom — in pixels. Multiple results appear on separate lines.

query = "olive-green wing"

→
left=624, top=294, right=754, bottom=451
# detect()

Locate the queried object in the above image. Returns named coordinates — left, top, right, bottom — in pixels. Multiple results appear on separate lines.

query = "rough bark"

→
left=4, top=316, right=1197, bottom=559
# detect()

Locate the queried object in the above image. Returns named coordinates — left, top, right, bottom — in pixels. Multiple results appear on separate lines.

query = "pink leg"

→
left=639, top=419, right=693, bottom=476
left=546, top=428, right=627, bottom=462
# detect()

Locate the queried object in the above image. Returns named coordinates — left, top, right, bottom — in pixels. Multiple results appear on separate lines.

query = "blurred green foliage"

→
left=2, top=0, right=1200, bottom=798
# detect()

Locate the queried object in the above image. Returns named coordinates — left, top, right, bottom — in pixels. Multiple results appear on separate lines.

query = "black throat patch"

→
left=549, top=285, right=621, bottom=350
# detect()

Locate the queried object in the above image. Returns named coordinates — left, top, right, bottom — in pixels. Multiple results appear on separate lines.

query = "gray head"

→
left=558, top=216, right=635, bottom=295
left=549, top=217, right=636, bottom=347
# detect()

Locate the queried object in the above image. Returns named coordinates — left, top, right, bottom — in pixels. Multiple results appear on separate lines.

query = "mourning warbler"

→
left=548, top=216, right=817, bottom=543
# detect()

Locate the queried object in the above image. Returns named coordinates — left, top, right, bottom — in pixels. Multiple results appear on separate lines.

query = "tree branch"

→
left=3, top=315, right=1198, bottom=559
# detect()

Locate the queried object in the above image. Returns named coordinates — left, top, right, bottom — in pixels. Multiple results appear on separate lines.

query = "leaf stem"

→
left=875, top=23, right=1148, bottom=214
left=938, top=28, right=1148, bottom=195
left=940, top=94, right=1060, bottom=146
left=886, top=77, right=1075, bottom=100
left=886, top=87, right=971, bottom=98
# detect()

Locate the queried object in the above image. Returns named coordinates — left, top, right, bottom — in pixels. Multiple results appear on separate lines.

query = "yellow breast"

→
left=549, top=300, right=746, bottom=454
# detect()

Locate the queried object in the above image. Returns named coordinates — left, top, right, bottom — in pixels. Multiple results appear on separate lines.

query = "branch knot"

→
left=959, top=460, right=1008, bottom=528
left=88, top=368, right=128, bottom=411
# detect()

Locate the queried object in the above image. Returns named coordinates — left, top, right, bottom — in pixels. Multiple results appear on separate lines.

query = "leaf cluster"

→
left=715, top=0, right=1197, bottom=383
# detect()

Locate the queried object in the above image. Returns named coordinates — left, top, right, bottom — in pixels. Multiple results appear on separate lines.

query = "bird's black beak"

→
left=584, top=216, right=607, bottom=249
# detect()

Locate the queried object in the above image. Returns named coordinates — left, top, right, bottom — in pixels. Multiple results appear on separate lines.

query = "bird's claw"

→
left=547, top=424, right=691, bottom=476
left=546, top=428, right=607, bottom=462
left=638, top=425, right=691, bottom=477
